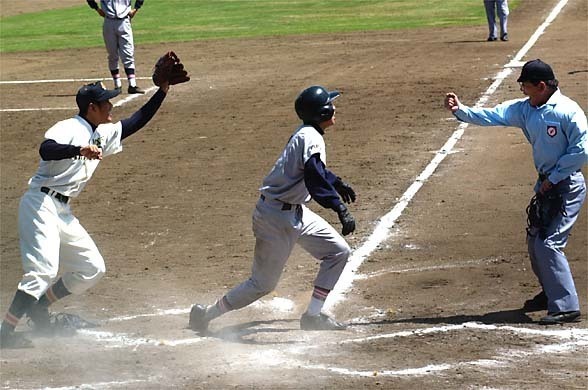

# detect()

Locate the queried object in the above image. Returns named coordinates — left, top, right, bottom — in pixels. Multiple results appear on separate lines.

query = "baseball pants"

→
left=526, top=171, right=585, bottom=313
left=484, top=0, right=509, bottom=38
left=17, top=189, right=105, bottom=300
left=103, top=17, right=135, bottom=71
left=225, top=198, right=351, bottom=310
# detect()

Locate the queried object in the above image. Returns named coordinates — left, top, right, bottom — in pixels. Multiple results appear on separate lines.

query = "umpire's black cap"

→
left=517, top=59, right=555, bottom=82
left=76, top=81, right=120, bottom=111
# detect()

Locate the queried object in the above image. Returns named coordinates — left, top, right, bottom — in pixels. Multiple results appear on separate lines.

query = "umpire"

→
left=444, top=59, right=587, bottom=325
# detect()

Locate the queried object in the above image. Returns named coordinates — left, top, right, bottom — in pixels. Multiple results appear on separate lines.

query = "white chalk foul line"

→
left=0, top=86, right=158, bottom=112
left=296, top=322, right=588, bottom=377
left=324, top=0, right=570, bottom=312
left=0, top=77, right=152, bottom=85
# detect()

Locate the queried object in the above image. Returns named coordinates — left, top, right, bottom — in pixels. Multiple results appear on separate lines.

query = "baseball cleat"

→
left=300, top=312, right=347, bottom=331
left=522, top=291, right=548, bottom=312
left=128, top=86, right=145, bottom=94
left=0, top=327, right=33, bottom=349
left=189, top=304, right=210, bottom=332
left=539, top=311, right=581, bottom=325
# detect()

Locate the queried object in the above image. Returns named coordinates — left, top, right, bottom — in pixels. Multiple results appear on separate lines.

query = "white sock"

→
left=113, top=78, right=122, bottom=88
left=128, top=77, right=137, bottom=87
left=306, top=297, right=325, bottom=316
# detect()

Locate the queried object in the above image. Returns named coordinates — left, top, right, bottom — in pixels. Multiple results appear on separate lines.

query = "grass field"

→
left=0, top=0, right=519, bottom=53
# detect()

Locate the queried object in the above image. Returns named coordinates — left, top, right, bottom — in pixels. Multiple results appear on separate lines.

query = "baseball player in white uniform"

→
left=87, top=0, right=146, bottom=94
left=0, top=80, right=170, bottom=348
left=189, top=85, right=356, bottom=332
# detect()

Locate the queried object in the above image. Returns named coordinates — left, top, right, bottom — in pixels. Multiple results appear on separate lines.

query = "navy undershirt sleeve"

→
left=39, top=139, right=81, bottom=161
left=304, top=153, right=342, bottom=210
left=121, top=88, right=167, bottom=140
left=86, top=0, right=99, bottom=10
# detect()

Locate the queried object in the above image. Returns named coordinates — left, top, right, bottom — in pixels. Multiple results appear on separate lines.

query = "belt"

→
left=260, top=194, right=292, bottom=211
left=41, top=187, right=69, bottom=204
left=539, top=169, right=581, bottom=181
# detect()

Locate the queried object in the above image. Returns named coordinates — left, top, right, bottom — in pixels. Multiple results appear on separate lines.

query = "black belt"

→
left=539, top=169, right=581, bottom=181
left=260, top=194, right=292, bottom=210
left=41, top=187, right=69, bottom=204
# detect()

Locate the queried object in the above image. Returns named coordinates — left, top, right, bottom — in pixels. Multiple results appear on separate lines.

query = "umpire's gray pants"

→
left=225, top=199, right=351, bottom=310
left=527, top=171, right=585, bottom=314
left=484, top=0, right=509, bottom=38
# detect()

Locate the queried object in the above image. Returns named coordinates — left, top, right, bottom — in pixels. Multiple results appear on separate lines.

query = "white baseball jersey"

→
left=260, top=124, right=327, bottom=204
left=28, top=116, right=123, bottom=197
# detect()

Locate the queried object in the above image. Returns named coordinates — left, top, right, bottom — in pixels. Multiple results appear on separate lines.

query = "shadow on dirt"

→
left=357, top=308, right=535, bottom=326
left=196, top=319, right=301, bottom=345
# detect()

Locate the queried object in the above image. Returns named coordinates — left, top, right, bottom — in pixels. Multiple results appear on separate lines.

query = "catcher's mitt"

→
left=152, top=51, right=190, bottom=86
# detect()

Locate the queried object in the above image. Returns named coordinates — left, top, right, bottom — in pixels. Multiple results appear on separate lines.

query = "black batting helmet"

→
left=295, top=85, right=340, bottom=124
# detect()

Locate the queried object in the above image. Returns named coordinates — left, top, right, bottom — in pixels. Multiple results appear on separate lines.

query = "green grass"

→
left=0, top=0, right=519, bottom=53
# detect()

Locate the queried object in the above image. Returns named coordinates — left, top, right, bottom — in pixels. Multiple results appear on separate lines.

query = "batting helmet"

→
left=295, top=85, right=340, bottom=124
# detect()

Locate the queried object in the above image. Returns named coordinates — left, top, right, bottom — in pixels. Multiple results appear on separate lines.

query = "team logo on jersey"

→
left=92, top=137, right=103, bottom=148
left=546, top=125, right=557, bottom=138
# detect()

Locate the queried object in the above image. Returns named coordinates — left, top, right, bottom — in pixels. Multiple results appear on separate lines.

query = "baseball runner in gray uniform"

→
left=189, top=85, right=356, bottom=332
left=87, top=0, right=146, bottom=94
left=0, top=77, right=175, bottom=348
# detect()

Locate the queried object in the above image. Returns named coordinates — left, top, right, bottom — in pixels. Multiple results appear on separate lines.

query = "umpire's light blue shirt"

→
left=454, top=89, right=588, bottom=184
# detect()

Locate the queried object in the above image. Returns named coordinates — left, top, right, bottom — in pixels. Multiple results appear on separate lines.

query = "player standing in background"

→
left=483, top=0, right=509, bottom=41
left=0, top=76, right=176, bottom=348
left=189, top=85, right=357, bottom=332
left=444, top=59, right=587, bottom=325
left=86, top=0, right=146, bottom=94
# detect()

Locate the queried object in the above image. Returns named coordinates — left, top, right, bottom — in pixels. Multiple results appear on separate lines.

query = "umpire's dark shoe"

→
left=539, top=311, right=581, bottom=325
left=487, top=36, right=497, bottom=41
left=501, top=33, right=509, bottom=41
left=522, top=291, right=548, bottom=312
left=189, top=304, right=210, bottom=332
left=128, top=86, right=145, bottom=94
left=0, top=326, right=33, bottom=349
left=300, top=312, right=347, bottom=331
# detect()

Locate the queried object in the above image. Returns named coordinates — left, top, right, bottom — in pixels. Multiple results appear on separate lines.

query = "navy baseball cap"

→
left=76, top=81, right=120, bottom=111
left=517, top=59, right=555, bottom=82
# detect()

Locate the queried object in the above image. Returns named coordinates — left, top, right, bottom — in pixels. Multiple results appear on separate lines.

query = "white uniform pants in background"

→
left=225, top=198, right=351, bottom=310
left=17, top=190, right=105, bottom=299
left=103, top=17, right=135, bottom=71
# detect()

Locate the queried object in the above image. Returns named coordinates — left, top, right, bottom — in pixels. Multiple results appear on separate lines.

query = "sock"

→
left=2, top=290, right=36, bottom=332
left=205, top=296, right=232, bottom=321
left=306, top=286, right=330, bottom=316
left=110, top=69, right=121, bottom=88
left=125, top=68, right=137, bottom=87
left=37, top=278, right=71, bottom=308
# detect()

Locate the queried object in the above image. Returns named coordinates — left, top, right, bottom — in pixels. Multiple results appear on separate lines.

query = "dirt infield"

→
left=1, top=0, right=586, bottom=389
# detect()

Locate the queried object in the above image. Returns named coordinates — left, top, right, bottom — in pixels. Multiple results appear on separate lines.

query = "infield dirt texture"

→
left=0, top=0, right=587, bottom=389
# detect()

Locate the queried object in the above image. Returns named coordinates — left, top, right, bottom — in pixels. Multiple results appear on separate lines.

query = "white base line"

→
left=0, top=86, right=159, bottom=112
left=0, top=77, right=152, bottom=85
left=324, top=0, right=570, bottom=312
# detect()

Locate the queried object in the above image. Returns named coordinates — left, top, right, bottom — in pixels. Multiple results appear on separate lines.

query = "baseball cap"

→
left=76, top=81, right=120, bottom=111
left=517, top=59, right=555, bottom=82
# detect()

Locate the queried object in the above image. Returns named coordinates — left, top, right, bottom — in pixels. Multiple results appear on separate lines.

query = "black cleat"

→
left=500, top=33, right=509, bottom=41
left=128, top=86, right=145, bottom=94
left=300, top=312, right=347, bottom=331
left=189, top=304, right=210, bottom=332
left=539, top=311, right=581, bottom=325
left=0, top=326, right=33, bottom=349
left=487, top=36, right=497, bottom=42
left=522, top=291, right=548, bottom=312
